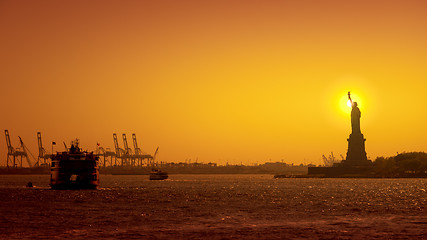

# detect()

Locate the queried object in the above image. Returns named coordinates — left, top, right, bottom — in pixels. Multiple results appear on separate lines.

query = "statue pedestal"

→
left=342, top=132, right=371, bottom=167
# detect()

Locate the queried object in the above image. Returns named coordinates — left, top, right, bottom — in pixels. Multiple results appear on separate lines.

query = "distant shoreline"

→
left=274, top=174, right=427, bottom=179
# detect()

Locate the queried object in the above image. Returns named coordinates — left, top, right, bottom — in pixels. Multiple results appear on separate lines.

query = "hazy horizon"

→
left=1, top=0, right=426, bottom=166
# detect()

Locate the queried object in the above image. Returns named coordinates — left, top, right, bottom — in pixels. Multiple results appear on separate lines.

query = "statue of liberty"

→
left=348, top=92, right=361, bottom=134
left=344, top=91, right=370, bottom=166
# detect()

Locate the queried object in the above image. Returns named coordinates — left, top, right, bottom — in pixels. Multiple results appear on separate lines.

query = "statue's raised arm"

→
left=348, top=91, right=353, bottom=106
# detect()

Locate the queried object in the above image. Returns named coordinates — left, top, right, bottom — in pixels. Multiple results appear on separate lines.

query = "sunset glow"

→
left=1, top=0, right=426, bottom=166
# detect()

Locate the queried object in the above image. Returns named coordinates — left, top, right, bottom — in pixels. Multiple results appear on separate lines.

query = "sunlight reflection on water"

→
left=0, top=175, right=425, bottom=239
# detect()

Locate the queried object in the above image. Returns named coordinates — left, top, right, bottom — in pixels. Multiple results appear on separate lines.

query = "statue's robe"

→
left=351, top=106, right=361, bottom=134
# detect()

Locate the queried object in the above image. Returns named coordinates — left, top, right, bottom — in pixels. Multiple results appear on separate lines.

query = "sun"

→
left=327, top=77, right=373, bottom=122
left=338, top=92, right=362, bottom=115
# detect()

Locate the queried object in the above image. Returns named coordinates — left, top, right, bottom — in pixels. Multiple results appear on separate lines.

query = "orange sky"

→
left=1, top=0, right=426, bottom=166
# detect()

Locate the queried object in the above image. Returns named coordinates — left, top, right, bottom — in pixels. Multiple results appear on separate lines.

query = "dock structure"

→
left=96, top=146, right=116, bottom=167
left=106, top=133, right=153, bottom=167
left=2, top=130, right=154, bottom=168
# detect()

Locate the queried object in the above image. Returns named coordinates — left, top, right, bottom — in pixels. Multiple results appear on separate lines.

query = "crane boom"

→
left=153, top=147, right=159, bottom=162
left=18, top=136, right=33, bottom=167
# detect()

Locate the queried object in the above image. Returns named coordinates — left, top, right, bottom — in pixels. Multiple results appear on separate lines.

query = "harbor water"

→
left=0, top=175, right=425, bottom=239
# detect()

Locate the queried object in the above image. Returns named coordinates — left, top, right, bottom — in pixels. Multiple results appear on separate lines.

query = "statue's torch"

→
left=347, top=91, right=353, bottom=108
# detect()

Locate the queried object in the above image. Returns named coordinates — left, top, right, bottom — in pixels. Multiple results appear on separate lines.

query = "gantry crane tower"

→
left=37, top=132, right=51, bottom=166
left=132, top=133, right=142, bottom=166
left=113, top=133, right=126, bottom=166
left=122, top=134, right=134, bottom=166
left=132, top=133, right=153, bottom=166
left=5, top=130, right=32, bottom=168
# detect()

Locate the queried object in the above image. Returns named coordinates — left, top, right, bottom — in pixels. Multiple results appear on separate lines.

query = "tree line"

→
left=373, top=152, right=427, bottom=177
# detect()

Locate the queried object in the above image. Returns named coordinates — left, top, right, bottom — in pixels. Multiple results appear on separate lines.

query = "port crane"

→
left=5, top=130, right=33, bottom=168
left=37, top=132, right=51, bottom=166
left=111, top=133, right=154, bottom=167
left=96, top=144, right=116, bottom=167
left=19, top=136, right=38, bottom=167
left=2, top=130, right=156, bottom=169
left=322, top=152, right=340, bottom=167
left=132, top=133, right=143, bottom=166
left=113, top=133, right=126, bottom=166
left=122, top=134, right=134, bottom=166
left=152, top=146, right=159, bottom=167
left=132, top=133, right=153, bottom=166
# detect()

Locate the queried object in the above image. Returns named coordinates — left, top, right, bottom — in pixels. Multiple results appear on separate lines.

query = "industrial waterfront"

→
left=3, top=130, right=155, bottom=169
left=1, top=130, right=311, bottom=176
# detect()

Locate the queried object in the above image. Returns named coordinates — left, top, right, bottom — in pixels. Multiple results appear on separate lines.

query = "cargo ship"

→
left=50, top=140, right=99, bottom=189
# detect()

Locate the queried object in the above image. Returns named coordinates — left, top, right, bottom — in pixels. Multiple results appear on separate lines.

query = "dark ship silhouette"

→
left=50, top=139, right=99, bottom=189
left=149, top=168, right=168, bottom=180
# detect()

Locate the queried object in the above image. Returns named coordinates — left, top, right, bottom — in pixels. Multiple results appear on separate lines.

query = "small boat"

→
left=50, top=139, right=99, bottom=189
left=149, top=168, right=168, bottom=180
